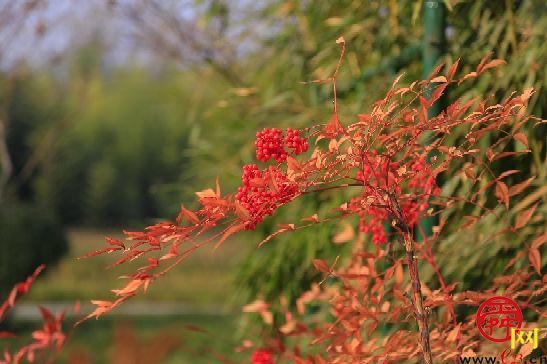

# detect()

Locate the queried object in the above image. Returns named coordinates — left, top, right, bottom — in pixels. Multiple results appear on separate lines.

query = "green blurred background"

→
left=0, top=0, right=545, bottom=362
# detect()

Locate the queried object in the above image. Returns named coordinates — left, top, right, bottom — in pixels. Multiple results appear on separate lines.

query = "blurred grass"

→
left=26, top=228, right=254, bottom=305
left=11, top=228, right=255, bottom=363
left=11, top=315, right=246, bottom=363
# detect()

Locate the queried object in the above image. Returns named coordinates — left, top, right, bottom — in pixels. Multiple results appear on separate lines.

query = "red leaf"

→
left=111, top=279, right=142, bottom=297
left=312, top=259, right=330, bottom=273
left=528, top=248, right=541, bottom=275
left=234, top=201, right=251, bottom=221
left=476, top=52, right=492, bottom=73
left=179, top=204, right=200, bottom=224
left=106, top=237, right=125, bottom=249
left=531, top=233, right=547, bottom=249
left=514, top=132, right=529, bottom=147
left=447, top=58, right=460, bottom=81
left=459, top=72, right=478, bottom=84
left=430, top=83, right=448, bottom=105
left=495, top=182, right=510, bottom=209
left=430, top=76, right=448, bottom=83
left=301, top=214, right=319, bottom=223
left=428, top=62, right=445, bottom=80
left=0, top=331, right=16, bottom=339
left=509, top=177, right=534, bottom=196
left=214, top=223, right=244, bottom=249
left=419, top=96, right=428, bottom=123
left=325, top=113, right=344, bottom=136
left=258, top=225, right=294, bottom=247
left=481, top=59, right=506, bottom=72
left=515, top=204, right=538, bottom=230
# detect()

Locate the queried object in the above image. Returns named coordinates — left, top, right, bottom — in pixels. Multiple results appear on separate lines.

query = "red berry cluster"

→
left=284, top=128, right=309, bottom=155
left=255, top=128, right=287, bottom=162
left=252, top=349, right=274, bottom=364
left=235, top=164, right=298, bottom=230
left=358, top=206, right=389, bottom=245
left=352, top=153, right=440, bottom=245
left=255, top=128, right=308, bottom=163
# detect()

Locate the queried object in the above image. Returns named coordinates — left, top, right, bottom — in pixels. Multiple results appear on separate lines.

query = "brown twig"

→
left=401, top=224, right=433, bottom=364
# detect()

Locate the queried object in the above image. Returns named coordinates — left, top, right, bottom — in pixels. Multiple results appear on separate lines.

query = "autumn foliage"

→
left=0, top=266, right=68, bottom=364
left=71, top=42, right=545, bottom=363
left=3, top=41, right=544, bottom=362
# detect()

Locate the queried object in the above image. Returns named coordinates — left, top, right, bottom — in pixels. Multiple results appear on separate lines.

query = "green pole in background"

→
left=419, top=0, right=446, bottom=239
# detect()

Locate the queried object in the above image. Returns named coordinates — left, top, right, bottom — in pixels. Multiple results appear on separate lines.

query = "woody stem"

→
left=402, top=228, right=433, bottom=364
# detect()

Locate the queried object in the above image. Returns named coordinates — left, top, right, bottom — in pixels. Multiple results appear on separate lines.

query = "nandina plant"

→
left=0, top=266, right=68, bottom=364
left=81, top=41, right=545, bottom=363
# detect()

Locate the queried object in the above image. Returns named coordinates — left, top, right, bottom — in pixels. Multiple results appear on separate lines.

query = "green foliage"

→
left=33, top=68, right=199, bottom=225
left=0, top=203, right=68, bottom=297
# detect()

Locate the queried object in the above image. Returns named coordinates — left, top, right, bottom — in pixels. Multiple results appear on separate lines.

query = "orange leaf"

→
left=332, top=221, right=355, bottom=244
left=312, top=259, right=330, bottom=273
left=395, top=262, right=404, bottom=285
left=531, top=233, right=547, bottom=250
left=286, top=155, right=301, bottom=173
left=447, top=324, right=461, bottom=342
left=180, top=205, right=200, bottom=224
left=430, top=76, right=448, bottom=83
left=528, top=248, right=541, bottom=275
left=430, top=83, right=448, bottom=105
left=481, top=59, right=506, bottom=72
left=446, top=58, right=460, bottom=81
left=242, top=299, right=269, bottom=313
left=106, top=237, right=125, bottom=249
left=515, top=204, right=538, bottom=230
left=302, top=214, right=319, bottom=223
left=258, top=225, right=294, bottom=247
left=111, top=279, right=142, bottom=297
left=509, top=177, right=534, bottom=196
left=514, top=132, right=529, bottom=147
left=495, top=182, right=510, bottom=209
left=325, top=113, right=344, bottom=136
left=419, top=96, right=428, bottom=123
left=234, top=201, right=251, bottom=221
left=460, top=72, right=478, bottom=83
left=195, top=188, right=217, bottom=199
left=492, top=150, right=531, bottom=161
left=215, top=176, right=221, bottom=197
left=476, top=52, right=492, bottom=73
left=214, top=223, right=244, bottom=249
